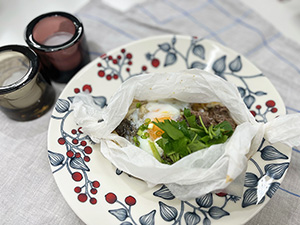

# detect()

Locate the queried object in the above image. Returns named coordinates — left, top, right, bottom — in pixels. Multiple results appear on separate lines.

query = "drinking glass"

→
left=0, top=45, right=55, bottom=121
left=25, top=11, right=90, bottom=83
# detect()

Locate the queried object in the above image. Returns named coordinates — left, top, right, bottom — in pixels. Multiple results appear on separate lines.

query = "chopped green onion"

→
left=133, top=136, right=140, bottom=147
left=138, top=123, right=149, bottom=132
left=144, top=118, right=151, bottom=125
left=136, top=102, right=141, bottom=108
left=141, top=132, right=150, bottom=139
left=137, top=129, right=143, bottom=136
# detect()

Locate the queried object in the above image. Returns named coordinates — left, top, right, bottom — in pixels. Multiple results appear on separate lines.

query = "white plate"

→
left=47, top=35, right=291, bottom=225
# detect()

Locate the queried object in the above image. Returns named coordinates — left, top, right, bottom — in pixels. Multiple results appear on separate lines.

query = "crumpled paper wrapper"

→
left=72, top=69, right=300, bottom=200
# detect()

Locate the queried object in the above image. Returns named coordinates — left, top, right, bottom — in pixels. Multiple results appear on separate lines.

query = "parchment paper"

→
left=73, top=69, right=300, bottom=200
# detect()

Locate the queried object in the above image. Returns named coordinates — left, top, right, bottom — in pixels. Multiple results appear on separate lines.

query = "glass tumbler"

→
left=0, top=45, right=55, bottom=121
left=25, top=11, right=91, bottom=83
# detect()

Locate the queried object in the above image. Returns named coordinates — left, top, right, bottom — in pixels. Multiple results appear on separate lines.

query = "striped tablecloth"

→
left=1, top=0, right=300, bottom=224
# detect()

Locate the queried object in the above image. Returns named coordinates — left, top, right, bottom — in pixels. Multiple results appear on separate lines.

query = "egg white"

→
left=144, top=99, right=188, bottom=121
left=138, top=136, right=164, bottom=155
left=130, top=99, right=189, bottom=156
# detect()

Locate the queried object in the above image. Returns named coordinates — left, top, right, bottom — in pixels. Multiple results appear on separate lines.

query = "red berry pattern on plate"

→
left=125, top=196, right=136, bottom=206
left=49, top=83, right=107, bottom=205
left=73, top=84, right=92, bottom=94
left=250, top=100, right=278, bottom=122
left=105, top=192, right=117, bottom=204
left=105, top=193, right=154, bottom=224
left=97, top=48, right=148, bottom=82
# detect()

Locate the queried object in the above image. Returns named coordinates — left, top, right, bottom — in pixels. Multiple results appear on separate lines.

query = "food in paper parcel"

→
left=114, top=99, right=237, bottom=164
left=73, top=69, right=258, bottom=199
left=73, top=69, right=300, bottom=200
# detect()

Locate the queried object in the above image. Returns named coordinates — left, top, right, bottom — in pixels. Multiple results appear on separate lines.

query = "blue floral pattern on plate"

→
left=47, top=35, right=290, bottom=224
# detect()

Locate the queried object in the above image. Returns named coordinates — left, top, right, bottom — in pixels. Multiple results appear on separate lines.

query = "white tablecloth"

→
left=1, top=0, right=300, bottom=224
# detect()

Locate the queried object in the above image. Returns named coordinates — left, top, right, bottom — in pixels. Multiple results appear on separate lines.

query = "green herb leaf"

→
left=184, top=108, right=201, bottom=129
left=215, top=121, right=233, bottom=135
left=153, top=108, right=234, bottom=164
left=153, top=119, right=185, bottom=140
left=187, top=139, right=207, bottom=152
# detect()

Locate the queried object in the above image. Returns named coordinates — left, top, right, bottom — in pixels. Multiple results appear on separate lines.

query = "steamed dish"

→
left=115, top=99, right=236, bottom=164
left=72, top=69, right=263, bottom=199
left=73, top=69, right=300, bottom=200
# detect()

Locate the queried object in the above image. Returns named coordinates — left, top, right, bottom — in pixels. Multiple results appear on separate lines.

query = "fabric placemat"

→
left=1, top=0, right=299, bottom=224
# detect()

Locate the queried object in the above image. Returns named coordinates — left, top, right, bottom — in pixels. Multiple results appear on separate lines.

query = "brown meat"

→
left=191, top=105, right=236, bottom=129
left=115, top=119, right=137, bottom=140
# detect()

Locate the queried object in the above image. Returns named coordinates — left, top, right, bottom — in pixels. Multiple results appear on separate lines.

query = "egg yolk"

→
left=148, top=116, right=170, bottom=141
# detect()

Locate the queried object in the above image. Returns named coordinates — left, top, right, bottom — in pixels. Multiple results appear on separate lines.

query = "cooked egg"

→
left=131, top=99, right=189, bottom=156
